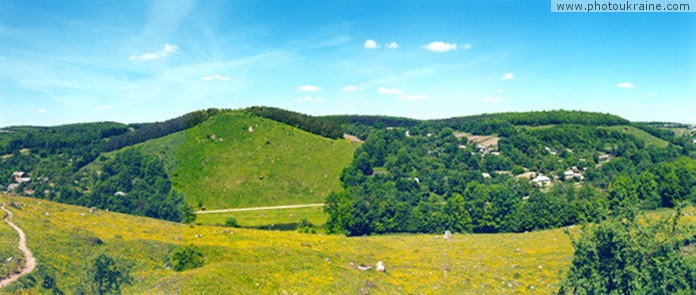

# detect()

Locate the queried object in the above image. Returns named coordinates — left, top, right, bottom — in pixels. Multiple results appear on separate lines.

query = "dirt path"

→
left=195, top=203, right=325, bottom=214
left=0, top=205, right=36, bottom=289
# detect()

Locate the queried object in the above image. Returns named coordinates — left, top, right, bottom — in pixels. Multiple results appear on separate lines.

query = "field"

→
left=132, top=111, right=359, bottom=210
left=195, top=206, right=328, bottom=231
left=0, top=194, right=579, bottom=294
left=603, top=125, right=669, bottom=148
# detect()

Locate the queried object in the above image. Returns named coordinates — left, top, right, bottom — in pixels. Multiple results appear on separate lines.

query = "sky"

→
left=0, top=0, right=694, bottom=127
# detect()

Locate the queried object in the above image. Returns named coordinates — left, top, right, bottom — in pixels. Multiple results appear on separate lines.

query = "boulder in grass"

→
left=444, top=230, right=453, bottom=240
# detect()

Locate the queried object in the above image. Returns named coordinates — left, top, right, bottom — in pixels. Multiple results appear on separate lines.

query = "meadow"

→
left=136, top=112, right=358, bottom=210
left=0, top=194, right=577, bottom=294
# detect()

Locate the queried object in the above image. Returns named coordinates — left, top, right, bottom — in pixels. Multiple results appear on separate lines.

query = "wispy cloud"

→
left=495, top=89, right=504, bottom=94
left=386, top=41, right=399, bottom=49
left=201, top=73, right=231, bottom=81
left=377, top=86, right=403, bottom=95
left=298, top=85, right=321, bottom=92
left=297, top=96, right=326, bottom=103
left=37, top=108, right=47, bottom=114
left=483, top=96, right=502, bottom=103
left=616, top=82, right=635, bottom=88
left=343, top=85, right=364, bottom=92
left=462, top=43, right=472, bottom=50
left=94, top=105, right=111, bottom=110
left=502, top=73, right=515, bottom=80
left=363, top=39, right=379, bottom=49
left=128, top=43, right=178, bottom=61
left=378, top=86, right=427, bottom=101
left=425, top=41, right=457, bottom=52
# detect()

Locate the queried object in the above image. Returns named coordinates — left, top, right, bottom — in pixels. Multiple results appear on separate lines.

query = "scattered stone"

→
left=80, top=213, right=86, bottom=216
left=324, top=258, right=331, bottom=263
left=538, top=265, right=543, bottom=269
left=375, top=261, right=386, bottom=272
left=515, top=248, right=522, bottom=253
left=195, top=234, right=202, bottom=238
left=443, top=230, right=453, bottom=240
left=300, top=242, right=312, bottom=248
left=44, top=212, right=50, bottom=216
left=89, top=207, right=98, bottom=214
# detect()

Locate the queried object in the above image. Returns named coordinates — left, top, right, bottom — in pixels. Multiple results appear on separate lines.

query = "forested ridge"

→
left=325, top=111, right=696, bottom=236
left=0, top=109, right=222, bottom=222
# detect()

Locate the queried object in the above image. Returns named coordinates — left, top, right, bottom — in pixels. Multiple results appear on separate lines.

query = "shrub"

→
left=169, top=245, right=205, bottom=272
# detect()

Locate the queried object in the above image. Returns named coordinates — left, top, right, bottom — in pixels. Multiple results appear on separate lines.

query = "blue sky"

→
left=0, top=0, right=694, bottom=127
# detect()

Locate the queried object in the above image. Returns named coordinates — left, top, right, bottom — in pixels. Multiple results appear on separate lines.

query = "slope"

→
left=0, top=193, right=576, bottom=294
left=137, top=111, right=359, bottom=210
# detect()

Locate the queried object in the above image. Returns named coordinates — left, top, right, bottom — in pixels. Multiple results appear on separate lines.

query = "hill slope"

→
left=136, top=111, right=359, bottom=210
left=0, top=194, right=577, bottom=294
left=2, top=194, right=693, bottom=294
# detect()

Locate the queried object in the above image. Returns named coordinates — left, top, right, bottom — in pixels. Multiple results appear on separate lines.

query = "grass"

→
left=194, top=206, right=328, bottom=231
left=603, top=125, right=669, bottom=148
left=136, top=111, right=359, bottom=210
left=0, top=193, right=592, bottom=294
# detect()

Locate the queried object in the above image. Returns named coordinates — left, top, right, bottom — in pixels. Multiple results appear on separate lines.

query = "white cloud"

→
left=128, top=43, right=179, bottom=61
left=37, top=108, right=47, bottom=113
left=616, top=82, right=635, bottom=88
left=298, top=85, right=321, bottom=92
left=297, top=96, right=326, bottom=103
left=386, top=41, right=399, bottom=49
left=495, top=89, right=504, bottom=94
left=342, top=85, right=364, bottom=92
left=363, top=39, right=379, bottom=49
left=377, top=86, right=403, bottom=95
left=462, top=43, right=472, bottom=50
left=425, top=41, right=458, bottom=52
left=201, top=74, right=231, bottom=81
left=502, top=73, right=515, bottom=80
left=483, top=97, right=502, bottom=103
left=397, top=94, right=428, bottom=101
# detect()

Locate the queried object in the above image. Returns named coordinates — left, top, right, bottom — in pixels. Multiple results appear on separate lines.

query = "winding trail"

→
left=194, top=203, right=325, bottom=214
left=0, top=205, right=36, bottom=289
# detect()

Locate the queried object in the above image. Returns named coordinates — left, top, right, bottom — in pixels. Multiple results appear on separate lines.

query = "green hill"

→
left=136, top=111, right=359, bottom=210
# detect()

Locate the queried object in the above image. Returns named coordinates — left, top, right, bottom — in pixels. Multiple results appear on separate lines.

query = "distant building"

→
left=532, top=175, right=551, bottom=187
left=11, top=171, right=31, bottom=183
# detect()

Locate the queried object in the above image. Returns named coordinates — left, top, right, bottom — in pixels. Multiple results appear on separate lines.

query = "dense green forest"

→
left=325, top=111, right=696, bottom=236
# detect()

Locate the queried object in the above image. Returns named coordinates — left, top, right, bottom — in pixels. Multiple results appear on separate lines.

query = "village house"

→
left=12, top=171, right=31, bottom=183
left=531, top=175, right=551, bottom=187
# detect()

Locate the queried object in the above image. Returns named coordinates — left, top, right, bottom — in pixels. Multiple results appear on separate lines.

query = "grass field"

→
left=603, top=125, right=669, bottom=148
left=1, top=194, right=694, bottom=294
left=133, top=111, right=359, bottom=210
left=0, top=194, right=582, bottom=294
left=194, top=206, right=328, bottom=231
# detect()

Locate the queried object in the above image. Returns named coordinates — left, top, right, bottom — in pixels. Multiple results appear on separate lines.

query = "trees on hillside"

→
left=559, top=207, right=695, bottom=294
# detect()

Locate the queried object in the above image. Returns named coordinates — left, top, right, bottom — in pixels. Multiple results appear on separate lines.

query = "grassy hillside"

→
left=603, top=125, right=669, bottom=148
left=3, top=196, right=695, bottom=293
left=195, top=206, right=328, bottom=230
left=0, top=194, right=581, bottom=294
left=137, top=111, right=359, bottom=210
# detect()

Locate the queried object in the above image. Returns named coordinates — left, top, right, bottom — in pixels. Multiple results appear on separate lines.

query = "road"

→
left=0, top=205, right=36, bottom=289
left=194, top=203, right=325, bottom=214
